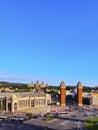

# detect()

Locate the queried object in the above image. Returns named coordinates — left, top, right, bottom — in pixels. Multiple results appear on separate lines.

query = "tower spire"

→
left=60, top=81, right=66, bottom=106
left=77, top=82, right=83, bottom=106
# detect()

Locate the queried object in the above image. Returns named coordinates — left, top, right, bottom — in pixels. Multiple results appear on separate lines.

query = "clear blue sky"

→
left=0, top=0, right=98, bottom=86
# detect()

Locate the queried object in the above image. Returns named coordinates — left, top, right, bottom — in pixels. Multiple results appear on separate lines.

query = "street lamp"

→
left=45, top=125, right=47, bottom=130
left=90, top=105, right=92, bottom=130
left=77, top=121, right=83, bottom=130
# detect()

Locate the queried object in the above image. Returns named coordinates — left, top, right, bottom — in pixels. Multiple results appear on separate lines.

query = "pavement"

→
left=0, top=105, right=98, bottom=130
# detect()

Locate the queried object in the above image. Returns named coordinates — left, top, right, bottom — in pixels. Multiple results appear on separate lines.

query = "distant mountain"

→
left=0, top=81, right=27, bottom=89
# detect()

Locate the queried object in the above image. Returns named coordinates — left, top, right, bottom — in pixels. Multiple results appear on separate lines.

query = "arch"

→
left=8, top=103, right=11, bottom=112
left=14, top=103, right=17, bottom=111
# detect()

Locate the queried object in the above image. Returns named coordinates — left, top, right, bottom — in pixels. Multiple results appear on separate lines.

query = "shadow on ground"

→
left=24, top=123, right=78, bottom=130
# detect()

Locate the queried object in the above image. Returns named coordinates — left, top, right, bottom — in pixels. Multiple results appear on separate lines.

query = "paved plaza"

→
left=0, top=105, right=97, bottom=130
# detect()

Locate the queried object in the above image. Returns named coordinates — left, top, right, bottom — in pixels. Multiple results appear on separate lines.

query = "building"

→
left=88, top=90, right=98, bottom=105
left=0, top=92, right=51, bottom=112
left=28, top=80, right=48, bottom=92
left=0, top=87, right=13, bottom=92
left=82, top=90, right=98, bottom=105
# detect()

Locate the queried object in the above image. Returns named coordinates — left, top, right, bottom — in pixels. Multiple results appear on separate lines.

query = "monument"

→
left=60, top=81, right=66, bottom=106
left=77, top=82, right=83, bottom=106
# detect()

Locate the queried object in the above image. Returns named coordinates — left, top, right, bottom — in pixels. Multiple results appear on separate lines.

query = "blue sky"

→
left=0, top=0, right=98, bottom=86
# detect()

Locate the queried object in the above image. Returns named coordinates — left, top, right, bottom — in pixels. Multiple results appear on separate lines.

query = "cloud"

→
left=0, top=71, right=62, bottom=85
left=0, top=71, right=77, bottom=85
left=0, top=72, right=32, bottom=83
left=0, top=70, right=6, bottom=74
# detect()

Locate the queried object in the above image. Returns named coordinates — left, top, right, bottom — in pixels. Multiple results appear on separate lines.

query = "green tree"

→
left=0, top=102, right=3, bottom=110
left=26, top=113, right=33, bottom=120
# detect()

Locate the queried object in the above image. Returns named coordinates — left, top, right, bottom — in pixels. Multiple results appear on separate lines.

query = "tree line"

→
left=0, top=81, right=96, bottom=93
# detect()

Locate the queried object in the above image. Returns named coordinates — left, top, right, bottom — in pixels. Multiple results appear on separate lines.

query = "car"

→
left=6, top=117, right=11, bottom=121
left=33, top=115, right=39, bottom=118
left=0, top=124, right=5, bottom=127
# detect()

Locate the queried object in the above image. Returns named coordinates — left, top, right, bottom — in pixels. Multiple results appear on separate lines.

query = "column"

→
left=6, top=98, right=8, bottom=112
left=29, top=96, right=31, bottom=108
left=11, top=97, right=14, bottom=112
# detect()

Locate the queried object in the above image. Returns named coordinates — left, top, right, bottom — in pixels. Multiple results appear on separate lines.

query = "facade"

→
left=0, top=87, right=13, bottom=92
left=87, top=90, right=98, bottom=105
left=90, top=96, right=98, bottom=105
left=60, top=81, right=66, bottom=106
left=28, top=80, right=48, bottom=91
left=0, top=92, right=51, bottom=112
left=80, top=90, right=98, bottom=106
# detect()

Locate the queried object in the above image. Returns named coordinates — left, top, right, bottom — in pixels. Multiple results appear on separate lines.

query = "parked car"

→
left=0, top=123, right=5, bottom=127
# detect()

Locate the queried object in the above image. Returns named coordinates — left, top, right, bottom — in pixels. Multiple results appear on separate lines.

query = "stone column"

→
left=77, top=82, right=83, bottom=106
left=45, top=94, right=48, bottom=106
left=6, top=97, right=8, bottom=112
left=60, top=81, right=66, bottom=106
left=11, top=97, right=14, bottom=112
left=34, top=98, right=36, bottom=107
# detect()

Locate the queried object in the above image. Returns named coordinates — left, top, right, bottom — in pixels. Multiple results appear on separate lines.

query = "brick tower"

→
left=60, top=81, right=66, bottom=106
left=77, top=82, right=83, bottom=106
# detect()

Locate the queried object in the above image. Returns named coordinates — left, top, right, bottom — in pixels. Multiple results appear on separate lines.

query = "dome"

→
left=31, top=81, right=33, bottom=84
left=36, top=80, right=40, bottom=84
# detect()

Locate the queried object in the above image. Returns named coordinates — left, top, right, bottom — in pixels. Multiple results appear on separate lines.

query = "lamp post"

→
left=77, top=121, right=83, bottom=130
left=90, top=105, right=92, bottom=130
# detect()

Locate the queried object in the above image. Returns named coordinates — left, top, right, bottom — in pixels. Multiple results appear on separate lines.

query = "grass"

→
left=84, top=118, right=98, bottom=130
left=43, top=117, right=57, bottom=121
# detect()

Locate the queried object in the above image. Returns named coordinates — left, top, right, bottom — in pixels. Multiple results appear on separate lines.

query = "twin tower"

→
left=60, top=81, right=83, bottom=106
